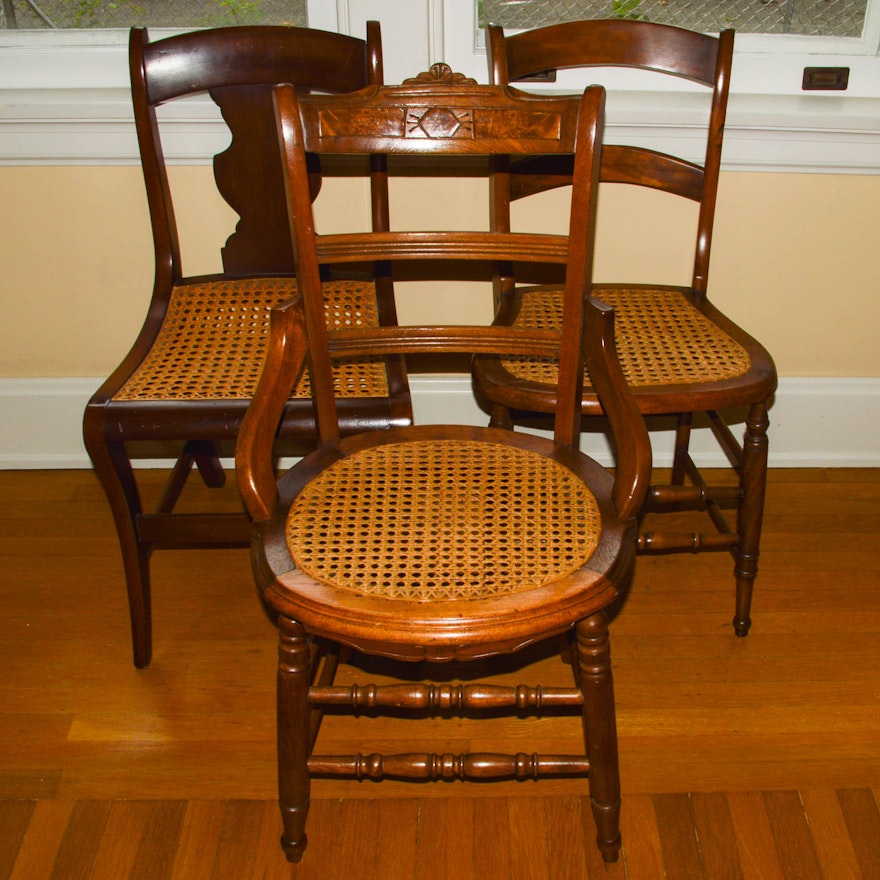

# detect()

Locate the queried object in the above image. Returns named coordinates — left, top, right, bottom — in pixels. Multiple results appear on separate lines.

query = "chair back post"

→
left=365, top=19, right=384, bottom=85
left=363, top=20, right=396, bottom=325
left=130, top=27, right=180, bottom=291
left=692, top=28, right=734, bottom=300
left=552, top=85, right=604, bottom=450
left=486, top=26, right=515, bottom=311
left=274, top=85, right=342, bottom=446
left=486, top=24, right=510, bottom=85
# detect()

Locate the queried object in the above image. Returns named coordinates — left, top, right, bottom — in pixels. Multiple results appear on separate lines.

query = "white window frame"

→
left=1, top=0, right=879, bottom=172
left=445, top=0, right=880, bottom=97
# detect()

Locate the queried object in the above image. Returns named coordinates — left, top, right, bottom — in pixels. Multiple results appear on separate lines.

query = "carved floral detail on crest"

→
left=402, top=63, right=478, bottom=87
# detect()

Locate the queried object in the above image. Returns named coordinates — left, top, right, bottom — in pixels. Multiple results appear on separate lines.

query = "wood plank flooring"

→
left=1, top=468, right=878, bottom=878
left=2, top=791, right=879, bottom=879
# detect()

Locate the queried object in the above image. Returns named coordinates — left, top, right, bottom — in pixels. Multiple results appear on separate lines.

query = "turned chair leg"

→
left=277, top=615, right=313, bottom=863
left=733, top=400, right=771, bottom=637
left=575, top=613, right=622, bottom=863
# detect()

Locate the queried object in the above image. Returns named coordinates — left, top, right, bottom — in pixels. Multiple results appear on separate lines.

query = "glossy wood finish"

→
left=2, top=468, right=879, bottom=877
left=233, top=73, right=654, bottom=865
left=471, top=21, right=778, bottom=638
left=82, top=24, right=412, bottom=669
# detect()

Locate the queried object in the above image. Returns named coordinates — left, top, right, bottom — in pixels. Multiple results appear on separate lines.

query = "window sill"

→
left=1, top=27, right=879, bottom=173
left=2, top=82, right=878, bottom=173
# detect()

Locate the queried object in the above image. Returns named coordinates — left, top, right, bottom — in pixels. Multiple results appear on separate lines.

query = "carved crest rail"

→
left=298, top=63, right=581, bottom=155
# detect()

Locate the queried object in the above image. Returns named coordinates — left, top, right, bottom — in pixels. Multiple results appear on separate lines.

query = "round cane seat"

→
left=286, top=438, right=602, bottom=602
left=501, top=287, right=750, bottom=387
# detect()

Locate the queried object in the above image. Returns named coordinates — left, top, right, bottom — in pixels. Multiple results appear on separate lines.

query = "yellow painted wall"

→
left=1, top=165, right=879, bottom=378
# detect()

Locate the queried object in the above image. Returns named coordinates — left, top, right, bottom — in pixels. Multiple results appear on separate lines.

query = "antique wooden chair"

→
left=471, top=21, right=777, bottom=636
left=83, top=24, right=412, bottom=669
left=235, top=71, right=652, bottom=865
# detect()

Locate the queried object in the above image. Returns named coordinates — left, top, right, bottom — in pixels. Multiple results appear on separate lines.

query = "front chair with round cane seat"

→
left=235, top=70, right=652, bottom=866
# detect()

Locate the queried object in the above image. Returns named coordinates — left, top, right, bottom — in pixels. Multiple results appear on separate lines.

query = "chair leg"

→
left=191, top=440, right=227, bottom=489
left=488, top=403, right=514, bottom=430
left=277, top=615, right=313, bottom=863
left=733, top=400, right=771, bottom=637
left=154, top=440, right=226, bottom=516
left=575, top=613, right=621, bottom=864
left=671, top=411, right=694, bottom=486
left=84, top=435, right=153, bottom=668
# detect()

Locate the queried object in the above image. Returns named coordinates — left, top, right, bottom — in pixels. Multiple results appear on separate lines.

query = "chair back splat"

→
left=235, top=68, right=651, bottom=867
left=83, top=23, right=412, bottom=669
left=473, top=20, right=777, bottom=637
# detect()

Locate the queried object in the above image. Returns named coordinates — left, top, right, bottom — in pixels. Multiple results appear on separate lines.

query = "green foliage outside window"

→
left=610, top=0, right=645, bottom=19
left=1, top=0, right=307, bottom=29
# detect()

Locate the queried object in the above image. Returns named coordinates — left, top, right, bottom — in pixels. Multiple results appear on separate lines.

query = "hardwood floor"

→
left=1, top=468, right=879, bottom=878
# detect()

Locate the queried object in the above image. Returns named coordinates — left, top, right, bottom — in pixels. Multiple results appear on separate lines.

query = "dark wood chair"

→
left=235, top=69, right=652, bottom=866
left=83, top=24, right=412, bottom=669
left=471, top=21, right=778, bottom=636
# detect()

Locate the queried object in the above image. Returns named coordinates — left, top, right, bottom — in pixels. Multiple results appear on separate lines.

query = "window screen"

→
left=478, top=0, right=868, bottom=39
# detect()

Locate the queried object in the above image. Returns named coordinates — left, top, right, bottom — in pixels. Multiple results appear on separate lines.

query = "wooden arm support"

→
left=235, top=297, right=308, bottom=521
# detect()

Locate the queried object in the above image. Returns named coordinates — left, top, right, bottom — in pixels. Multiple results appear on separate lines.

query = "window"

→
left=0, top=0, right=307, bottom=29
left=444, top=0, right=880, bottom=96
left=478, top=0, right=869, bottom=39
left=442, top=0, right=880, bottom=172
left=1, top=0, right=878, bottom=172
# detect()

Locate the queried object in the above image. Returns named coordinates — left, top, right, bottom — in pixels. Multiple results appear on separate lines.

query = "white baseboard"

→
left=1, top=376, right=878, bottom=470
left=0, top=378, right=102, bottom=470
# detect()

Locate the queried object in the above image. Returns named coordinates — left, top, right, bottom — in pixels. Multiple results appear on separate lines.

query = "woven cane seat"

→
left=501, top=287, right=750, bottom=387
left=286, top=438, right=602, bottom=601
left=115, top=277, right=388, bottom=401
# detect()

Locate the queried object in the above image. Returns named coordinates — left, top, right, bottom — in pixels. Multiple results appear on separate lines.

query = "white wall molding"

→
left=1, top=376, right=877, bottom=470
left=3, top=86, right=879, bottom=173
left=0, top=377, right=99, bottom=469
left=2, top=3, right=880, bottom=174
left=2, top=79, right=879, bottom=173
